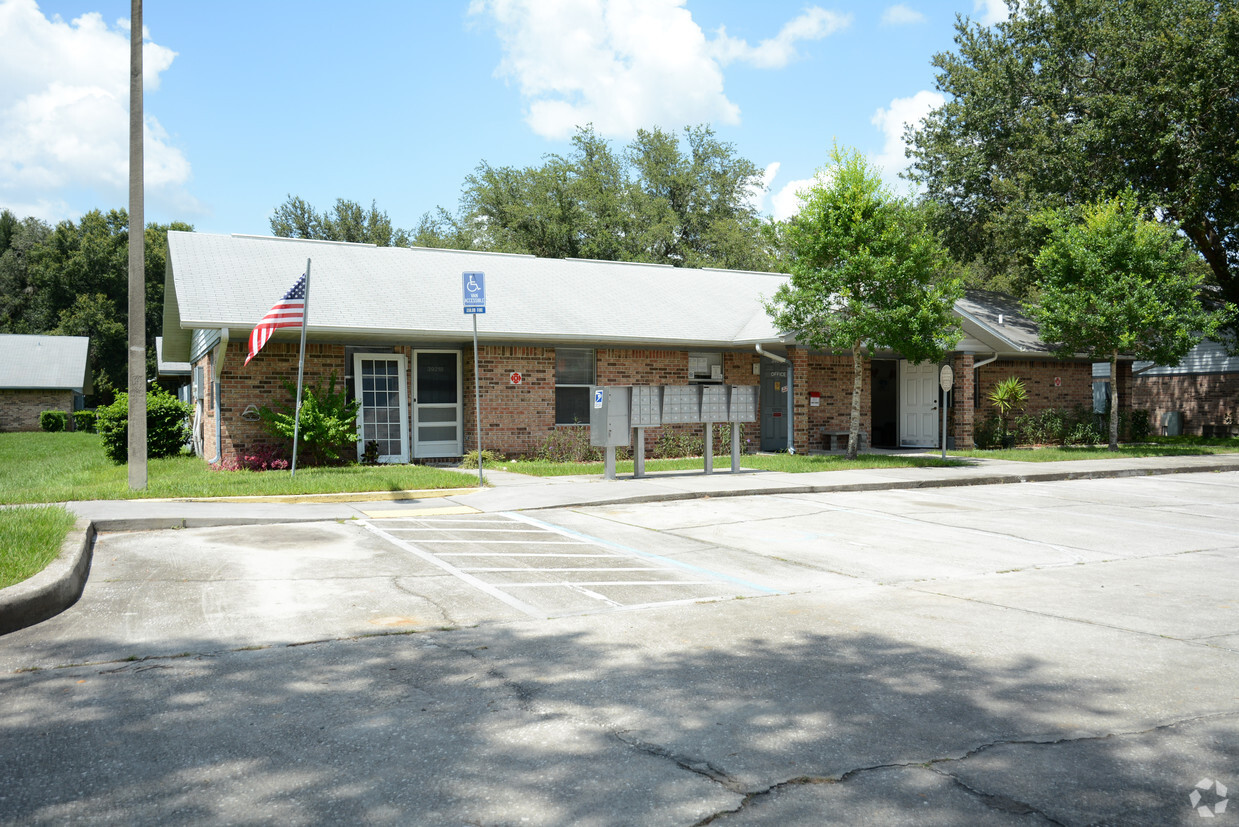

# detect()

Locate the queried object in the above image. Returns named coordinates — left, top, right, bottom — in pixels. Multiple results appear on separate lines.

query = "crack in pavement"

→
left=660, top=709, right=1239, bottom=825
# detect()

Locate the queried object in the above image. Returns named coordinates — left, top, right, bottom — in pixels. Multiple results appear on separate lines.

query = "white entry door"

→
left=354, top=353, right=409, bottom=463
left=413, top=350, right=462, bottom=458
left=899, top=360, right=939, bottom=448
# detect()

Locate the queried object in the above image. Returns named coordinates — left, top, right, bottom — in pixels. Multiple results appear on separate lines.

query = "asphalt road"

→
left=1, top=472, right=1237, bottom=825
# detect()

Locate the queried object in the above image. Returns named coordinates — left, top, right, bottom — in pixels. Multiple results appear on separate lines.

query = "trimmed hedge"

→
left=39, top=411, right=68, bottom=432
left=96, top=387, right=192, bottom=464
left=72, top=409, right=96, bottom=433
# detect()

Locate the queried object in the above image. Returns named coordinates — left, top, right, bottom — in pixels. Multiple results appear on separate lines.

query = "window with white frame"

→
left=555, top=348, right=595, bottom=425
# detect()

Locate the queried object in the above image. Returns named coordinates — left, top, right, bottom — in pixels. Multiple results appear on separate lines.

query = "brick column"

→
left=950, top=353, right=975, bottom=449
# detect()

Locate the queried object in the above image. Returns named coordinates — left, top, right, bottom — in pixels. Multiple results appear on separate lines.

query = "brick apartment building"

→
left=0, top=335, right=92, bottom=432
left=161, top=232, right=1118, bottom=465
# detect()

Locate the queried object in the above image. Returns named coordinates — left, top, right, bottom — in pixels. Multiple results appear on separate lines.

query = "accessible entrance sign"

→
left=463, top=271, right=486, bottom=314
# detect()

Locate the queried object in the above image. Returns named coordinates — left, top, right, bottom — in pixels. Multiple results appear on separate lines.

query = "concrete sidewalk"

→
left=5, top=451, right=1239, bottom=637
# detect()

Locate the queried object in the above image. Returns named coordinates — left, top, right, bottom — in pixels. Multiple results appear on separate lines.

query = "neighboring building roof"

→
left=1095, top=339, right=1239, bottom=378
left=155, top=336, right=191, bottom=377
left=163, top=232, right=786, bottom=360
left=0, top=334, right=92, bottom=393
left=953, top=290, right=1050, bottom=355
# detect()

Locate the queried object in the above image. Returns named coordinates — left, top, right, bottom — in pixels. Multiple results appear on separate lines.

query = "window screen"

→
left=555, top=348, right=595, bottom=425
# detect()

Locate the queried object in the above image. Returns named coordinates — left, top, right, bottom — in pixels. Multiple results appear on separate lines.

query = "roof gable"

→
left=0, top=335, right=91, bottom=392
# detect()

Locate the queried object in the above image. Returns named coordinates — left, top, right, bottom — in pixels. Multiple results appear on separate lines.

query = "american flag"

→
left=244, top=273, right=307, bottom=365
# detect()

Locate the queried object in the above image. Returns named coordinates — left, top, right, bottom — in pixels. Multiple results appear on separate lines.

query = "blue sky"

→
left=1, top=0, right=1008, bottom=236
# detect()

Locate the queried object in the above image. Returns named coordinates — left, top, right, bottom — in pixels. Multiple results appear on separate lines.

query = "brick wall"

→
left=977, top=360, right=1100, bottom=423
left=464, top=345, right=555, bottom=457
left=949, top=353, right=976, bottom=449
left=1133, top=372, right=1239, bottom=435
left=0, top=389, right=74, bottom=432
left=797, top=350, right=870, bottom=452
left=202, top=342, right=347, bottom=465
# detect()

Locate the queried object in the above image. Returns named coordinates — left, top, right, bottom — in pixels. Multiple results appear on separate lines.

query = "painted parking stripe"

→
left=501, top=512, right=784, bottom=596
left=359, top=521, right=545, bottom=618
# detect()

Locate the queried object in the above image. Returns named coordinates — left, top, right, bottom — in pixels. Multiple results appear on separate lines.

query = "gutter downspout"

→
left=207, top=328, right=229, bottom=464
left=756, top=344, right=794, bottom=453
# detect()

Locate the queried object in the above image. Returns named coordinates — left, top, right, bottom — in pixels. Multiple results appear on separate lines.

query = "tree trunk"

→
left=1109, top=351, right=1119, bottom=451
left=848, top=340, right=863, bottom=460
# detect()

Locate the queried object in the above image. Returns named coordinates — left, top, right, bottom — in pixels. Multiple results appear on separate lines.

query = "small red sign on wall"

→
left=510, top=372, right=523, bottom=385
left=1054, top=376, right=1061, bottom=387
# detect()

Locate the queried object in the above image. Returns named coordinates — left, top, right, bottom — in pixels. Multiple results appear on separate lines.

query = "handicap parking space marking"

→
left=359, top=513, right=779, bottom=617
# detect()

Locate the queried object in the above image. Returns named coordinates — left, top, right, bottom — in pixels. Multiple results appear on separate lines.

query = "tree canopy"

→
left=908, top=0, right=1239, bottom=336
left=1027, top=189, right=1231, bottom=448
left=422, top=125, right=777, bottom=271
left=0, top=207, right=192, bottom=401
left=766, top=146, right=962, bottom=458
left=270, top=197, right=411, bottom=247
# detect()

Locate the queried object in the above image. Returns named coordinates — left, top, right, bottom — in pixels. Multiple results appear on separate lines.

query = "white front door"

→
left=899, top=360, right=939, bottom=448
left=413, top=350, right=463, bottom=458
left=354, top=353, right=409, bottom=463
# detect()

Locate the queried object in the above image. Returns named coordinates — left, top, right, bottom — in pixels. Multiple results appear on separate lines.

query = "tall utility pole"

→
left=127, top=0, right=147, bottom=489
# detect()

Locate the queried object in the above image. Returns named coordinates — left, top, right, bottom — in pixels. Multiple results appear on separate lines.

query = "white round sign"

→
left=939, top=364, right=954, bottom=392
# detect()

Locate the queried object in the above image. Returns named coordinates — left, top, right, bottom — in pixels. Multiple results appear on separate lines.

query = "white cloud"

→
left=710, top=7, right=851, bottom=69
left=470, top=0, right=849, bottom=140
left=881, top=4, right=927, bottom=25
left=0, top=0, right=191, bottom=219
left=770, top=176, right=814, bottom=221
left=869, top=89, right=944, bottom=193
left=973, top=0, right=1009, bottom=25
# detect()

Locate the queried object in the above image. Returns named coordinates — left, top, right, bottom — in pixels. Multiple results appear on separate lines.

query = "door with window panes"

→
left=354, top=354, right=409, bottom=463
left=412, top=350, right=462, bottom=457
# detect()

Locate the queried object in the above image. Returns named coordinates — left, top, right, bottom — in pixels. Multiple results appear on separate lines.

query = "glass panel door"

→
left=353, top=354, right=409, bottom=463
left=413, top=350, right=462, bottom=457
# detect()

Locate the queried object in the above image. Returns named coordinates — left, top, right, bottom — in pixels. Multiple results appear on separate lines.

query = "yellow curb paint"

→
left=174, top=488, right=480, bottom=505
left=362, top=506, right=480, bottom=517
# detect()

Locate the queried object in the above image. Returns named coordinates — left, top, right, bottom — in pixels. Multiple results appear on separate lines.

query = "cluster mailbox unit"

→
left=590, top=385, right=759, bottom=479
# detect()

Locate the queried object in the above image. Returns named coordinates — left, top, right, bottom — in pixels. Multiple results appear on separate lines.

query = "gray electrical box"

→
left=662, top=385, right=702, bottom=424
left=630, top=385, right=663, bottom=427
left=589, top=386, right=632, bottom=447
left=728, top=385, right=757, bottom=423
left=701, top=385, right=729, bottom=421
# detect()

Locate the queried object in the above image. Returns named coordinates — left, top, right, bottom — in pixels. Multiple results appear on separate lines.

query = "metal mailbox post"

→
left=590, top=384, right=759, bottom=480
left=589, top=386, right=631, bottom=480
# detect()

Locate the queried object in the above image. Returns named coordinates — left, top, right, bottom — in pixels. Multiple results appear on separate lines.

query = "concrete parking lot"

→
left=1, top=470, right=1237, bottom=825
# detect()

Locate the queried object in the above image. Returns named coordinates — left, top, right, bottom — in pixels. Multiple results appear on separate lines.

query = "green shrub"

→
left=653, top=427, right=703, bottom=459
left=259, top=372, right=359, bottom=467
left=533, top=425, right=603, bottom=463
left=987, top=376, right=1028, bottom=438
left=973, top=414, right=1002, bottom=449
left=39, top=411, right=68, bottom=432
left=96, top=387, right=192, bottom=463
left=460, top=449, right=504, bottom=468
left=1122, top=408, right=1152, bottom=442
left=72, top=410, right=96, bottom=433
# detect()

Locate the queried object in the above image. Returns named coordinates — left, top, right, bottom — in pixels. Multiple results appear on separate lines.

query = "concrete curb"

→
left=0, top=518, right=95, bottom=636
left=569, top=459, right=1239, bottom=508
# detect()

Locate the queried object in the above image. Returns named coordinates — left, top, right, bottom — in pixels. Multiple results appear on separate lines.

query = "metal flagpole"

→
left=290, top=258, right=311, bottom=476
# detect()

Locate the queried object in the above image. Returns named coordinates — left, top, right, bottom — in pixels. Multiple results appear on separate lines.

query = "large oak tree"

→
left=909, top=0, right=1239, bottom=337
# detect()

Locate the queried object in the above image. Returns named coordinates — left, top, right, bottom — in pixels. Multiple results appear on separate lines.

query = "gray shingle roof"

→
left=954, top=290, right=1050, bottom=354
left=163, top=233, right=786, bottom=358
left=0, top=335, right=91, bottom=392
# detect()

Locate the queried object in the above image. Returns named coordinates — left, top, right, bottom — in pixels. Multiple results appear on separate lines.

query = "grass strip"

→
left=949, top=443, right=1239, bottom=462
left=499, top=452, right=966, bottom=477
left=0, top=433, right=478, bottom=505
left=0, top=505, right=77, bottom=589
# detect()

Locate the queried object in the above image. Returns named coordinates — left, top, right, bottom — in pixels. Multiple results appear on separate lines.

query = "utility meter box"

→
left=661, top=385, right=702, bottom=424
left=630, top=385, right=663, bottom=427
left=700, top=385, right=730, bottom=421
left=590, top=386, right=632, bottom=447
left=728, top=385, right=758, bottom=422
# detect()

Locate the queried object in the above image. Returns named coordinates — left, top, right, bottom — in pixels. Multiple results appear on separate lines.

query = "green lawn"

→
left=949, top=442, right=1239, bottom=462
left=0, top=505, right=77, bottom=589
left=0, top=433, right=479, bottom=505
left=499, top=452, right=967, bottom=476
